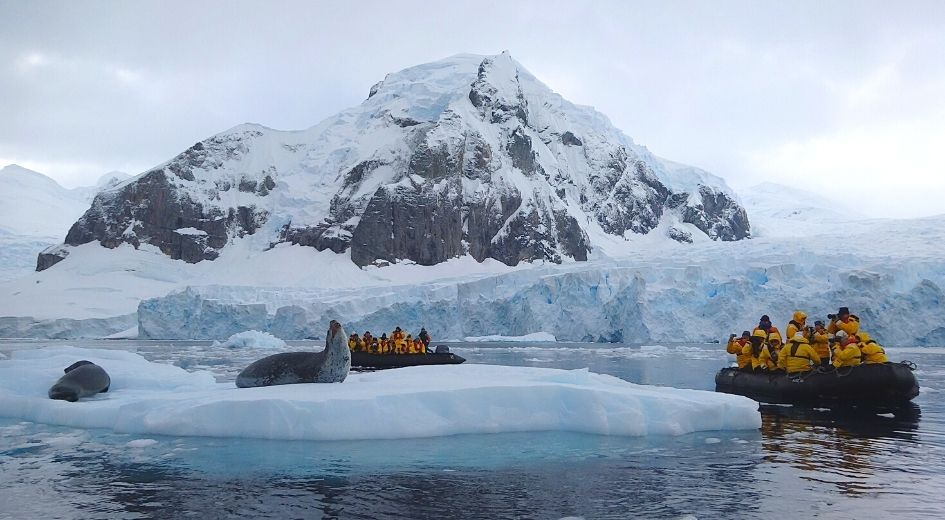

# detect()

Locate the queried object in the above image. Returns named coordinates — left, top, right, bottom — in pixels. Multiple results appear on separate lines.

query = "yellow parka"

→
left=777, top=337, right=821, bottom=373
left=832, top=343, right=862, bottom=368
left=810, top=329, right=830, bottom=360
left=757, top=344, right=778, bottom=370
left=392, top=330, right=406, bottom=352
left=727, top=338, right=752, bottom=369
left=828, top=317, right=859, bottom=337
left=785, top=311, right=808, bottom=341
left=857, top=332, right=888, bottom=364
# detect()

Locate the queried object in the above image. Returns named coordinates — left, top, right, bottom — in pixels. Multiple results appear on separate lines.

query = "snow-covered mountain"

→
left=0, top=165, right=130, bottom=282
left=0, top=164, right=93, bottom=238
left=39, top=52, right=749, bottom=272
left=738, top=182, right=866, bottom=237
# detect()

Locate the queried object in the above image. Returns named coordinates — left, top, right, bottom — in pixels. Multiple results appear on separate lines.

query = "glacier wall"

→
left=137, top=254, right=945, bottom=346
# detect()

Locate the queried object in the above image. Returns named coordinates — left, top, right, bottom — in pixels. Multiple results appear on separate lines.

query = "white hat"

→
left=793, top=332, right=805, bottom=341
left=836, top=330, right=848, bottom=339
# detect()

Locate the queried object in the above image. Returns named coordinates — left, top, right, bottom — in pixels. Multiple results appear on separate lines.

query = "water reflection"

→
left=759, top=404, right=923, bottom=497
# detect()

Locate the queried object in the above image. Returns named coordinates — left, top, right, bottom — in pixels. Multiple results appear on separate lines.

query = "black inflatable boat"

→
left=351, top=347, right=465, bottom=369
left=715, top=362, right=919, bottom=406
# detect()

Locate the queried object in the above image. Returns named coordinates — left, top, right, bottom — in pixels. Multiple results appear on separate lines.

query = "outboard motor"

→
left=434, top=345, right=450, bottom=354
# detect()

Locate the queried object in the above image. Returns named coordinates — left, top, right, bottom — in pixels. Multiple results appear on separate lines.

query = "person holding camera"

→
left=727, top=331, right=753, bottom=369
left=810, top=321, right=831, bottom=367
left=832, top=331, right=862, bottom=368
left=785, top=310, right=810, bottom=341
left=827, top=307, right=860, bottom=337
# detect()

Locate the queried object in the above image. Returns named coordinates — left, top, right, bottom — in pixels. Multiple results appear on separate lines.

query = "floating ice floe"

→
left=213, top=330, right=287, bottom=349
left=0, top=346, right=760, bottom=441
left=464, top=332, right=557, bottom=343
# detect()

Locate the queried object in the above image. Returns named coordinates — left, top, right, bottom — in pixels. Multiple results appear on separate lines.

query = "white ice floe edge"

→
left=0, top=346, right=761, bottom=442
left=464, top=332, right=557, bottom=342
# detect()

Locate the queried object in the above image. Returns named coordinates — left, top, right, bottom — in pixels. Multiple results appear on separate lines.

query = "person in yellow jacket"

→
left=810, top=321, right=831, bottom=367
left=827, top=307, right=860, bottom=337
left=857, top=332, right=888, bottom=364
left=362, top=331, right=374, bottom=352
left=378, top=333, right=390, bottom=354
left=348, top=333, right=359, bottom=351
left=832, top=333, right=862, bottom=368
left=777, top=333, right=821, bottom=373
left=412, top=337, right=425, bottom=354
left=403, top=334, right=414, bottom=354
left=392, top=327, right=406, bottom=353
left=727, top=331, right=753, bottom=369
left=744, top=330, right=773, bottom=371
left=785, top=311, right=809, bottom=341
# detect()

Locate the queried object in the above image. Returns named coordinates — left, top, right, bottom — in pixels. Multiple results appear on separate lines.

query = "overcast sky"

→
left=1, top=0, right=943, bottom=217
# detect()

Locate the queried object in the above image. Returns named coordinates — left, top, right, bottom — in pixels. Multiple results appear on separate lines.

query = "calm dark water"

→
left=1, top=340, right=943, bottom=519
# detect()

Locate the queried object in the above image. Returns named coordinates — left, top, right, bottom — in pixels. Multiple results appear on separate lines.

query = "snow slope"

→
left=0, top=346, right=761, bottom=440
left=738, top=182, right=866, bottom=237
left=0, top=165, right=131, bottom=283
left=0, top=164, right=91, bottom=238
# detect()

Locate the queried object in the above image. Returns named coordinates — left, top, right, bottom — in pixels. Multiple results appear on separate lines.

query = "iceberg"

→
left=213, top=330, right=287, bottom=349
left=0, top=347, right=760, bottom=441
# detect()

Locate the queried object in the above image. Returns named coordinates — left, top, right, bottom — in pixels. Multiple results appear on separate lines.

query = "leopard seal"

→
left=236, top=320, right=351, bottom=388
left=48, top=360, right=111, bottom=402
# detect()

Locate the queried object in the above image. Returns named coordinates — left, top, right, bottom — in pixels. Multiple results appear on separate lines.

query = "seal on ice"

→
left=235, top=320, right=351, bottom=388
left=48, top=360, right=111, bottom=402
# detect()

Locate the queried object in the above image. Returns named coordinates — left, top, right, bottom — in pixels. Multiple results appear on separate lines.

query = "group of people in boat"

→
left=726, top=307, right=889, bottom=374
left=348, top=327, right=432, bottom=355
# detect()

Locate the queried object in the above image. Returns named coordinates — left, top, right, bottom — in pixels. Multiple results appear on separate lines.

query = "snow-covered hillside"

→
left=738, top=182, right=866, bottom=237
left=39, top=52, right=748, bottom=273
left=0, top=164, right=92, bottom=238
left=0, top=165, right=131, bottom=282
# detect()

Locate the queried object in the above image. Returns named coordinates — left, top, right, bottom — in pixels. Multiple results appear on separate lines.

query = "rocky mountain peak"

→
left=38, top=53, right=750, bottom=272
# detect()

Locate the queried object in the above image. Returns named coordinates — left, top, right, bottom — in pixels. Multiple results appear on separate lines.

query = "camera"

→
left=827, top=313, right=837, bottom=320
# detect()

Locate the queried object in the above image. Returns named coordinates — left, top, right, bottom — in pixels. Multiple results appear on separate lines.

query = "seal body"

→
left=236, top=327, right=351, bottom=388
left=48, top=360, right=111, bottom=402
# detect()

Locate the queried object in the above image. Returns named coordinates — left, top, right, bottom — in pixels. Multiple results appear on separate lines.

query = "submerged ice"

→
left=0, top=347, right=760, bottom=441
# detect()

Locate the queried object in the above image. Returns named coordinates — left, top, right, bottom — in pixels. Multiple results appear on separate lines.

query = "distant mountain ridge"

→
left=39, top=52, right=750, bottom=271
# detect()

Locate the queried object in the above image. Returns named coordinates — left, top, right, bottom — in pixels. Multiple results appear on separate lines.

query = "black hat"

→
left=838, top=307, right=850, bottom=316
left=741, top=331, right=751, bottom=337
left=815, top=320, right=824, bottom=326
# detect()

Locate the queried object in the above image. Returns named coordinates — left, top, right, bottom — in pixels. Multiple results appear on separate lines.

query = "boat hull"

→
left=715, top=362, right=919, bottom=406
left=350, top=351, right=466, bottom=369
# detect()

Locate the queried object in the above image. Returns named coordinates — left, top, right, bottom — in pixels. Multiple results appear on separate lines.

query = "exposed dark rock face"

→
left=39, top=53, right=750, bottom=272
left=681, top=186, right=751, bottom=241
left=40, top=130, right=273, bottom=270
left=668, top=227, right=694, bottom=243
left=561, top=131, right=582, bottom=146
left=36, top=246, right=68, bottom=271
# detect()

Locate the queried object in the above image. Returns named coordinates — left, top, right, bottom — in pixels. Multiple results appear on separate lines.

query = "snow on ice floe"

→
left=464, top=332, right=557, bottom=342
left=0, top=347, right=760, bottom=441
left=212, top=330, right=287, bottom=349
